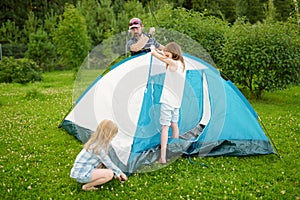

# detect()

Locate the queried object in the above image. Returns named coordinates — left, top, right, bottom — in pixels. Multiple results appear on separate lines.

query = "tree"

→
left=181, top=0, right=273, bottom=23
left=264, top=0, right=277, bottom=22
left=77, top=0, right=117, bottom=46
left=273, top=0, right=294, bottom=21
left=96, top=0, right=117, bottom=40
left=77, top=0, right=103, bottom=46
left=53, top=4, right=91, bottom=70
left=25, top=29, right=56, bottom=71
left=43, top=9, right=59, bottom=40
left=0, top=0, right=78, bottom=28
left=22, top=11, right=41, bottom=43
left=0, top=0, right=29, bottom=28
left=292, top=0, right=300, bottom=20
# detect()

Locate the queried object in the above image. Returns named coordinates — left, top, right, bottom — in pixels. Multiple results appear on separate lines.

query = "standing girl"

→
left=150, top=42, right=186, bottom=164
left=70, top=119, right=128, bottom=191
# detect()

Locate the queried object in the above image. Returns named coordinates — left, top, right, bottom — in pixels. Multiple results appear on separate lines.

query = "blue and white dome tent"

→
left=60, top=29, right=275, bottom=174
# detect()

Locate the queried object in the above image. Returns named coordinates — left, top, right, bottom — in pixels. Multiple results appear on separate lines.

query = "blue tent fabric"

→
left=60, top=52, right=274, bottom=174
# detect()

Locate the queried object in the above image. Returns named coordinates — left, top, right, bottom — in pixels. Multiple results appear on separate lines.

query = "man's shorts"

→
left=160, top=103, right=179, bottom=126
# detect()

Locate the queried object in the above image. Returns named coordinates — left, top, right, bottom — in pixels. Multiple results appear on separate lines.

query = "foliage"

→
left=220, top=20, right=300, bottom=98
left=96, top=0, right=117, bottom=39
left=77, top=0, right=117, bottom=46
left=146, top=6, right=229, bottom=64
left=0, top=70, right=299, bottom=199
left=273, top=0, right=295, bottom=21
left=0, top=0, right=76, bottom=28
left=1, top=43, right=27, bottom=59
left=77, top=0, right=102, bottom=46
left=43, top=9, right=59, bottom=40
left=53, top=4, right=91, bottom=70
left=0, top=56, right=42, bottom=83
left=181, top=0, right=269, bottom=24
left=0, top=0, right=29, bottom=28
left=264, top=0, right=277, bottom=23
left=0, top=0, right=297, bottom=38
left=288, top=0, right=300, bottom=26
left=189, top=14, right=229, bottom=65
left=22, top=11, right=41, bottom=44
left=0, top=20, right=24, bottom=43
left=25, top=29, right=57, bottom=71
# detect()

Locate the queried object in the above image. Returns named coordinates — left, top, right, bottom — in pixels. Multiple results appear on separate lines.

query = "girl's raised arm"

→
left=150, top=45, right=177, bottom=70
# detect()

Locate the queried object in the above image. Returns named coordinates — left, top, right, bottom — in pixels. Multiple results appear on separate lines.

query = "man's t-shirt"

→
left=127, top=33, right=161, bottom=56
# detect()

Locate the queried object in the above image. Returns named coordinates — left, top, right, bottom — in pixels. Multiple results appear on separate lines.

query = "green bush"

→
left=0, top=57, right=42, bottom=83
left=192, top=15, right=229, bottom=65
left=220, top=20, right=300, bottom=98
left=25, top=29, right=57, bottom=71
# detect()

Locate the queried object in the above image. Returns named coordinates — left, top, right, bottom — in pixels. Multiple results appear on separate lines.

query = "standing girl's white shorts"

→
left=160, top=103, right=179, bottom=126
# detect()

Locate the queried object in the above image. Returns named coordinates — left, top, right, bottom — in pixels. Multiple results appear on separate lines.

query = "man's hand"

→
left=150, top=45, right=156, bottom=51
left=149, top=27, right=155, bottom=36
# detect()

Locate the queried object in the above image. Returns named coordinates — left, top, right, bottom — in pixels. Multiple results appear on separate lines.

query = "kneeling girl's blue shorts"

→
left=160, top=103, right=179, bottom=126
left=75, top=176, right=92, bottom=184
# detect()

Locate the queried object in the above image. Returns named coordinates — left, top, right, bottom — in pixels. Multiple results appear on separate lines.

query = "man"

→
left=126, top=18, right=164, bottom=56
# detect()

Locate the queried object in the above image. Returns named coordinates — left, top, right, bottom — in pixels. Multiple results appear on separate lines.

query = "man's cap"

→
left=129, top=18, right=142, bottom=29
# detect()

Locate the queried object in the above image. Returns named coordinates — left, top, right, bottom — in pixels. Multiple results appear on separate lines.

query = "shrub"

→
left=192, top=15, right=229, bottom=65
left=220, top=20, right=300, bottom=98
left=0, top=57, right=42, bottom=84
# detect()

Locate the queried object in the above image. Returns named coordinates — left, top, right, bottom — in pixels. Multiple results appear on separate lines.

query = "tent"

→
left=60, top=52, right=275, bottom=174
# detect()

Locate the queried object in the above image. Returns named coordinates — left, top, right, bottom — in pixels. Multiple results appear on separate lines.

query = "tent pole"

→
left=148, top=5, right=167, bottom=42
left=125, top=30, right=130, bottom=57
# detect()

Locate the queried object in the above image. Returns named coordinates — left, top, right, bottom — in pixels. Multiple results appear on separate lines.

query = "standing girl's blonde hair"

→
left=85, top=119, right=118, bottom=154
left=164, top=42, right=185, bottom=71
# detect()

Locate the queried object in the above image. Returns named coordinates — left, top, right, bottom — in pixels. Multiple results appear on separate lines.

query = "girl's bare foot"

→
left=159, top=158, right=166, bottom=164
left=82, top=185, right=99, bottom=191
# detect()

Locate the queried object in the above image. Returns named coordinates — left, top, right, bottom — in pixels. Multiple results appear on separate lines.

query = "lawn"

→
left=0, top=70, right=299, bottom=199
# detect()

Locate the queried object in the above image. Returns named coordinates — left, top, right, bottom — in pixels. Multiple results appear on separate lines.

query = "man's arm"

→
left=129, top=34, right=150, bottom=52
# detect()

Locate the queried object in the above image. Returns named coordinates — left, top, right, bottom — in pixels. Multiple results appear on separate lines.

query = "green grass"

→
left=0, top=71, right=299, bottom=199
